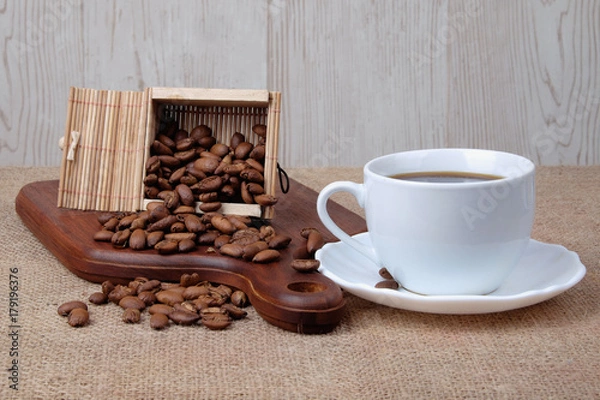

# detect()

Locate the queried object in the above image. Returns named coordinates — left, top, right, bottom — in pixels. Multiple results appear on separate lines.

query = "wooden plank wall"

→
left=1, top=0, right=598, bottom=167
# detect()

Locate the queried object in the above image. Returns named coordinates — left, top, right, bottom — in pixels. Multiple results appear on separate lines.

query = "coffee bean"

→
left=182, top=285, right=210, bottom=300
left=178, top=238, right=197, bottom=253
left=101, top=280, right=115, bottom=295
left=175, top=137, right=195, bottom=152
left=147, top=215, right=178, bottom=233
left=259, top=225, right=275, bottom=241
left=93, top=229, right=114, bottom=242
left=242, top=241, right=269, bottom=261
left=268, top=234, right=292, bottom=249
left=148, top=304, right=174, bottom=315
left=198, top=230, right=220, bottom=245
left=230, top=291, right=249, bottom=308
left=252, top=124, right=267, bottom=138
left=254, top=194, right=278, bottom=206
left=156, top=133, right=176, bottom=149
left=130, top=214, right=149, bottom=230
left=306, top=230, right=325, bottom=254
left=194, top=157, right=220, bottom=174
left=146, top=231, right=165, bottom=248
left=231, top=229, right=261, bottom=246
left=245, top=182, right=264, bottom=195
left=148, top=204, right=170, bottom=222
left=152, top=139, right=173, bottom=156
left=129, top=228, right=147, bottom=250
left=157, top=155, right=180, bottom=168
left=212, top=285, right=233, bottom=299
left=221, top=303, right=247, bottom=320
left=67, top=308, right=89, bottom=327
left=201, top=313, right=232, bottom=330
left=249, top=144, right=265, bottom=160
left=168, top=309, right=200, bottom=326
left=220, top=243, right=244, bottom=258
left=210, top=143, right=230, bottom=158
left=103, top=217, right=119, bottom=231
left=226, top=215, right=249, bottom=231
left=156, top=290, right=184, bottom=306
left=145, top=155, right=160, bottom=174
left=190, top=124, right=212, bottom=142
left=234, top=142, right=253, bottom=159
left=240, top=168, right=264, bottom=184
left=197, top=175, right=223, bottom=193
left=245, top=159, right=264, bottom=174
left=169, top=166, right=187, bottom=184
left=162, top=190, right=180, bottom=210
left=119, top=296, right=147, bottom=311
left=290, top=259, right=321, bottom=273
left=138, top=291, right=157, bottom=306
left=223, top=163, right=246, bottom=176
left=252, top=249, right=281, bottom=263
left=138, top=279, right=161, bottom=293
left=117, top=214, right=138, bottom=230
left=122, top=308, right=141, bottom=323
left=164, top=232, right=196, bottom=242
left=230, top=132, right=245, bottom=149
left=375, top=279, right=399, bottom=290
left=149, top=312, right=170, bottom=330
left=175, top=184, right=195, bottom=206
left=378, top=268, right=394, bottom=280
left=154, top=239, right=179, bottom=255
left=180, top=273, right=201, bottom=287
left=240, top=181, right=254, bottom=204
left=108, top=285, right=135, bottom=304
left=111, top=228, right=131, bottom=248
left=198, top=135, right=217, bottom=149
left=210, top=214, right=236, bottom=234
left=97, top=213, right=115, bottom=225
left=88, top=292, right=108, bottom=305
left=212, top=234, right=230, bottom=249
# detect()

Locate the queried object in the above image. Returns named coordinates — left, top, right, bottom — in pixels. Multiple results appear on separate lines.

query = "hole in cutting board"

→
left=287, top=281, right=327, bottom=293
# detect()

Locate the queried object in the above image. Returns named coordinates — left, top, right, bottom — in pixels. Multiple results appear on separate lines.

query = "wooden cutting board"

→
left=16, top=179, right=366, bottom=334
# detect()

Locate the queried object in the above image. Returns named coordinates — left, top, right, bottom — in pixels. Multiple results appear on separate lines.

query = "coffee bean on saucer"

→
left=378, top=268, right=394, bottom=280
left=375, top=279, right=400, bottom=290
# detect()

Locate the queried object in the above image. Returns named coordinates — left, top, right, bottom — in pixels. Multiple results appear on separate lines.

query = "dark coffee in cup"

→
left=390, top=171, right=503, bottom=183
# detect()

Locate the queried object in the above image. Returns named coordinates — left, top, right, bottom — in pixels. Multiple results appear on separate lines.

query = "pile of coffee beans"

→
left=62, top=227, right=328, bottom=330
left=58, top=273, right=249, bottom=330
left=94, top=205, right=293, bottom=262
left=144, top=123, right=276, bottom=210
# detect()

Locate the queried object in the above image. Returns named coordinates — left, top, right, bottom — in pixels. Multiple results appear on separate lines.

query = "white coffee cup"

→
left=316, top=148, right=535, bottom=295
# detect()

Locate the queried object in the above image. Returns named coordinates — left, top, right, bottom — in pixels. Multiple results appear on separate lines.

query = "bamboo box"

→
left=57, top=87, right=282, bottom=219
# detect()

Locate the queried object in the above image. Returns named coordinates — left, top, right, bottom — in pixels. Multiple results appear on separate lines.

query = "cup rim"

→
left=364, top=148, right=535, bottom=188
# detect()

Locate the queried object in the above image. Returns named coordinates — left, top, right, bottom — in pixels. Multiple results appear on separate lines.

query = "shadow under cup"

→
left=364, top=149, right=536, bottom=295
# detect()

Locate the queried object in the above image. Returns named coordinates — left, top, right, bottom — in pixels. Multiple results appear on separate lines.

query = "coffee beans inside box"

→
left=144, top=122, right=277, bottom=214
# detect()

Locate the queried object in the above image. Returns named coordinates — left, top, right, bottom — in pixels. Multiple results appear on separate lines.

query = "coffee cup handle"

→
left=316, top=181, right=381, bottom=266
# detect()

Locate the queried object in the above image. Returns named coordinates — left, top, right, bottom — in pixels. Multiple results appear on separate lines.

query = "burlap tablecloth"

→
left=1, top=166, right=598, bottom=399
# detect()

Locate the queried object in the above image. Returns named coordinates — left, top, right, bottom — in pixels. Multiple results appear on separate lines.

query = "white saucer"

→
left=315, top=233, right=586, bottom=314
